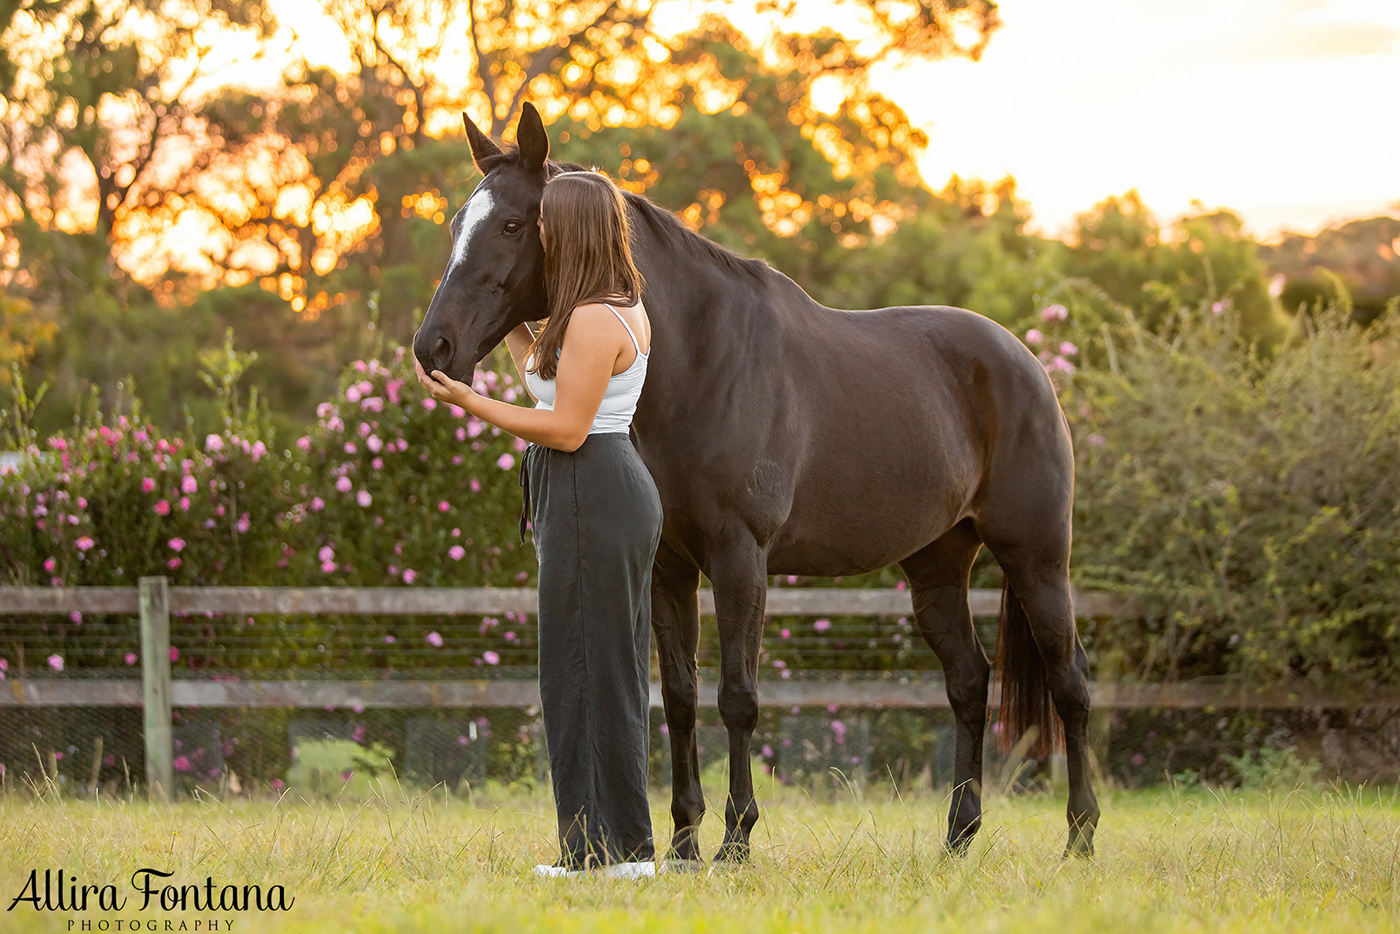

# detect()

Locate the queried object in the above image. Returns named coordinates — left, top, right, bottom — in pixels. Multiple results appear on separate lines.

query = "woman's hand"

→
left=414, top=358, right=479, bottom=412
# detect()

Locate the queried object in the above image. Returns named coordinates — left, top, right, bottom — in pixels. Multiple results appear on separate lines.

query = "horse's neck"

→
left=630, top=220, right=813, bottom=357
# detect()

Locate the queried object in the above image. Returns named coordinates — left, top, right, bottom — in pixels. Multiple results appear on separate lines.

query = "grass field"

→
left=2, top=765, right=1397, bottom=933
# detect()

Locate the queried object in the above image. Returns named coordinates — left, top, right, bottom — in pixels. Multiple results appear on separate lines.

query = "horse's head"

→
left=413, top=103, right=552, bottom=382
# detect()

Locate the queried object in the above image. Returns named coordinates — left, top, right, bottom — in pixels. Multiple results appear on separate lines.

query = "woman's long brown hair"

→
left=527, top=170, right=645, bottom=381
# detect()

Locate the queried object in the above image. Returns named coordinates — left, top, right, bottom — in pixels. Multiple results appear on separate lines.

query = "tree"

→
left=1062, top=191, right=1287, bottom=349
left=178, top=0, right=1001, bottom=340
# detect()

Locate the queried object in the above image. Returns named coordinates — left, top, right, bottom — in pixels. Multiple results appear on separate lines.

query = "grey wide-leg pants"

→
left=519, top=430, right=663, bottom=868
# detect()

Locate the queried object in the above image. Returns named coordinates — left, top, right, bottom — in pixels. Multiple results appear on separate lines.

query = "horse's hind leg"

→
left=899, top=519, right=990, bottom=855
left=708, top=530, right=768, bottom=864
left=980, top=526, right=1100, bottom=857
left=651, top=540, right=706, bottom=867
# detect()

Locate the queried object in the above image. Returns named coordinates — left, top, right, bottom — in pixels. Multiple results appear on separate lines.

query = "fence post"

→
left=139, top=576, right=173, bottom=802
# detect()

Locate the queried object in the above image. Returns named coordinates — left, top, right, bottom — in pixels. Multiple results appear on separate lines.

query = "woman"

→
left=416, top=169, right=663, bottom=880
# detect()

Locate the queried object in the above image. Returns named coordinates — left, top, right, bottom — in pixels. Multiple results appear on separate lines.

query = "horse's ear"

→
left=516, top=102, right=549, bottom=173
left=463, top=111, right=503, bottom=174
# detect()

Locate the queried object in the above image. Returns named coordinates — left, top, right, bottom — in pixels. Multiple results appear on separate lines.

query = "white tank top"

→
left=523, top=302, right=650, bottom=434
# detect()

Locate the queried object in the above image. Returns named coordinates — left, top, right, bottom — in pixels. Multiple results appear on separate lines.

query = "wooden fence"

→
left=1, top=579, right=1382, bottom=799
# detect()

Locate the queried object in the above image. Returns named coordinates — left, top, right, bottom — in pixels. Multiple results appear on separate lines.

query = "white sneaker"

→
left=532, top=860, right=656, bottom=879
left=533, top=862, right=574, bottom=878
left=596, top=860, right=656, bottom=880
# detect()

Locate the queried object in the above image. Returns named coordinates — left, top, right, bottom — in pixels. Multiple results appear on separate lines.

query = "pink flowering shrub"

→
left=0, top=339, right=538, bottom=674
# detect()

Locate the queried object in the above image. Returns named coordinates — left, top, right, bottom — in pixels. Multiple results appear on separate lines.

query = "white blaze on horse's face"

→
left=448, top=183, right=496, bottom=272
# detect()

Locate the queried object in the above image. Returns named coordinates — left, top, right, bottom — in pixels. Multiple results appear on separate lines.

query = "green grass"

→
left=2, top=765, right=1397, bottom=932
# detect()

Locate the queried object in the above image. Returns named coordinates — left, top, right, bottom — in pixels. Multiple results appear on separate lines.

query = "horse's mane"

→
left=478, top=148, right=768, bottom=281
left=622, top=191, right=770, bottom=281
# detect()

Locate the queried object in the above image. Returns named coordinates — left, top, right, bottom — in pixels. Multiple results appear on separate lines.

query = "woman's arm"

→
left=417, top=305, right=622, bottom=452
left=503, top=322, right=539, bottom=403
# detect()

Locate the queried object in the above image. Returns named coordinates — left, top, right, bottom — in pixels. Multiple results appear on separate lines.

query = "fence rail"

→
left=4, top=674, right=1388, bottom=710
left=0, top=584, right=1134, bottom=617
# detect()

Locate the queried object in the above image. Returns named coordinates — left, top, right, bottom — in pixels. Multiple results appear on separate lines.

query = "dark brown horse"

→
left=414, top=103, right=1099, bottom=863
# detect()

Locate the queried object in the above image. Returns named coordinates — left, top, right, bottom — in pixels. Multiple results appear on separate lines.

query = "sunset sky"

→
left=868, top=0, right=1400, bottom=240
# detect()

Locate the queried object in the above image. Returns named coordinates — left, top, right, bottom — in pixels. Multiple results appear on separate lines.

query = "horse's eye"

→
left=503, top=220, right=522, bottom=234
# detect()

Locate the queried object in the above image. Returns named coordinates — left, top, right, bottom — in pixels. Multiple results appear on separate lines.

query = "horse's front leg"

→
left=650, top=540, right=706, bottom=867
left=709, top=535, right=768, bottom=864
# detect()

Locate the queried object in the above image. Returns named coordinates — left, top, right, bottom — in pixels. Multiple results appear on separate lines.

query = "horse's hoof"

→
left=712, top=841, right=750, bottom=864
left=1063, top=838, right=1096, bottom=859
left=658, top=858, right=706, bottom=875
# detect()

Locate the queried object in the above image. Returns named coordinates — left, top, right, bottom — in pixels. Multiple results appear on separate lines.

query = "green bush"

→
left=1065, top=301, right=1400, bottom=692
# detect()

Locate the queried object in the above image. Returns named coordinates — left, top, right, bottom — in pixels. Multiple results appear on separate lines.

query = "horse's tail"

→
left=994, top=580, right=1063, bottom=758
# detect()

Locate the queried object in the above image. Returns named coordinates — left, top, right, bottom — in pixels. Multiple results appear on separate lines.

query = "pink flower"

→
left=496, top=453, right=515, bottom=470
left=449, top=545, right=465, bottom=561
left=470, top=479, right=481, bottom=493
left=43, top=557, right=56, bottom=572
left=346, top=385, right=362, bottom=403
left=269, top=778, right=285, bottom=791
left=141, top=477, right=156, bottom=493
left=421, top=398, right=437, bottom=410
left=174, top=756, right=191, bottom=772
left=438, top=500, right=450, bottom=512
left=1025, top=328, right=1044, bottom=345
left=311, top=497, right=325, bottom=511
left=357, top=490, right=372, bottom=507
left=455, top=427, right=467, bottom=442
left=335, top=476, right=353, bottom=493
left=466, top=418, right=485, bottom=438
left=178, top=496, right=190, bottom=511
left=318, top=545, right=335, bottom=562
left=48, top=654, right=63, bottom=671
left=482, top=650, right=500, bottom=665
left=170, top=646, right=180, bottom=662
left=181, top=476, right=197, bottom=494
left=371, top=457, right=383, bottom=470
left=167, top=557, right=181, bottom=569
left=448, top=404, right=466, bottom=418
left=366, top=435, right=382, bottom=453
left=205, top=434, right=224, bottom=452
left=814, top=618, right=831, bottom=632
left=1041, top=303, right=1068, bottom=322
left=402, top=568, right=416, bottom=583
left=780, top=628, right=790, bottom=639
left=1211, top=301, right=1225, bottom=316
left=344, top=441, right=357, bottom=454
left=124, top=652, right=137, bottom=665
left=75, top=537, right=95, bottom=552
left=168, top=537, right=185, bottom=551
left=513, top=437, right=529, bottom=452
left=236, top=513, right=250, bottom=533
left=154, top=500, right=170, bottom=516
left=1059, top=341, right=1079, bottom=356
left=426, top=631, right=443, bottom=647
left=321, top=561, right=337, bottom=573
left=296, top=435, right=312, bottom=451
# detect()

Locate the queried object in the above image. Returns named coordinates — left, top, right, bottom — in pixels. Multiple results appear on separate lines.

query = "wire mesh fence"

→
left=4, top=584, right=1399, bottom=800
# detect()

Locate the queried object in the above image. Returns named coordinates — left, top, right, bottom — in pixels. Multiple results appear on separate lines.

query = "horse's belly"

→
left=764, top=486, right=969, bottom=575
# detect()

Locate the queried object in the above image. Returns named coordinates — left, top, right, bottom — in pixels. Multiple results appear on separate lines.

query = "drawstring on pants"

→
left=518, top=442, right=536, bottom=545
